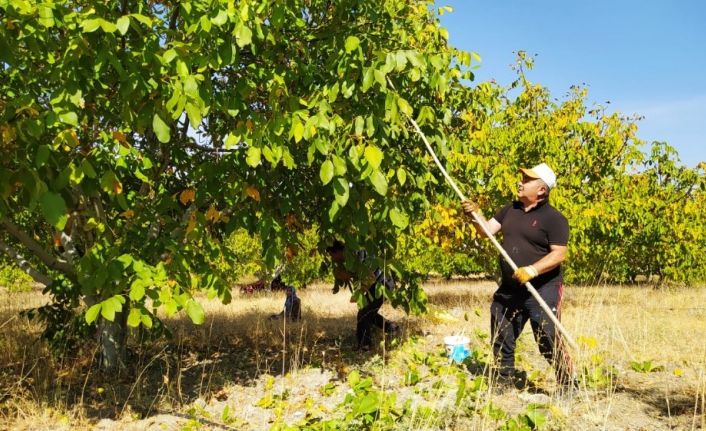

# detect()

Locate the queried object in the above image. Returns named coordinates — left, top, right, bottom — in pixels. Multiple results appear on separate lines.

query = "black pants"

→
left=356, top=295, right=393, bottom=348
left=490, top=282, right=574, bottom=384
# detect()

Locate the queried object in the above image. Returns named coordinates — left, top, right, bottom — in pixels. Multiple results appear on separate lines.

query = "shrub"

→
left=0, top=262, right=35, bottom=293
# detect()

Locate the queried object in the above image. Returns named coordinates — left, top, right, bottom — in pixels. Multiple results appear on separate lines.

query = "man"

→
left=462, top=163, right=575, bottom=389
left=326, top=240, right=399, bottom=351
left=268, top=276, right=301, bottom=321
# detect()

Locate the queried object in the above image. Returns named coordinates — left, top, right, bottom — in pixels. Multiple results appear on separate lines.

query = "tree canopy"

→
left=1, top=0, right=480, bottom=366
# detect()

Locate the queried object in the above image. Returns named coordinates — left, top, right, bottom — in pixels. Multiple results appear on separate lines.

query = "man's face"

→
left=517, top=174, right=546, bottom=200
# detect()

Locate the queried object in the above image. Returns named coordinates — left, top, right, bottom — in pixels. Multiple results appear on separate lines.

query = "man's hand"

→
left=334, top=266, right=353, bottom=282
left=513, top=265, right=539, bottom=284
left=461, top=199, right=480, bottom=216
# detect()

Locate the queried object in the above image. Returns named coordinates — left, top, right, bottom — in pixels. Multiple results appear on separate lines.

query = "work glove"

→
left=461, top=199, right=480, bottom=216
left=513, top=265, right=539, bottom=284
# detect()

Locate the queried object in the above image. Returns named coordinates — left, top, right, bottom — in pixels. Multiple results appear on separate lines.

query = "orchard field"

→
left=1, top=0, right=706, bottom=430
left=1, top=280, right=705, bottom=430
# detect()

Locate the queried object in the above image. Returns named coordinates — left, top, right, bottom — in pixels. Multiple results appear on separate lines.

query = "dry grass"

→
left=0, top=281, right=705, bottom=430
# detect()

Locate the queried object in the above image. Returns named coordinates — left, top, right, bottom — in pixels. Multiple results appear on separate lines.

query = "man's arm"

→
left=513, top=244, right=567, bottom=283
left=532, top=244, right=567, bottom=274
left=461, top=200, right=501, bottom=237
left=474, top=217, right=502, bottom=238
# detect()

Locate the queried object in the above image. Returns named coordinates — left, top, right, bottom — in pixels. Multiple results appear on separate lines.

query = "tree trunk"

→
left=99, top=309, right=128, bottom=371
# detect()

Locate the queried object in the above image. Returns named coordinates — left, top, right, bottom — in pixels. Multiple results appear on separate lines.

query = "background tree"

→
left=425, top=53, right=706, bottom=286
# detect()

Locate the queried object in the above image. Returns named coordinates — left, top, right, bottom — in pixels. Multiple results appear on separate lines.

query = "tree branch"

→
left=0, top=238, right=53, bottom=286
left=0, top=217, right=76, bottom=276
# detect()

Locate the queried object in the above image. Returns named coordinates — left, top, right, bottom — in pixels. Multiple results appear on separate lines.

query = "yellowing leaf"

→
left=121, top=209, right=135, bottom=219
left=364, top=145, right=383, bottom=169
left=186, top=214, right=197, bottom=234
left=179, top=189, right=195, bottom=205
left=205, top=206, right=220, bottom=222
left=344, top=36, right=360, bottom=52
left=245, top=185, right=260, bottom=202
left=292, top=121, right=304, bottom=143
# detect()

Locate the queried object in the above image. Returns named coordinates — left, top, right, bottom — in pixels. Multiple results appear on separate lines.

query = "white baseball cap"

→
left=520, top=163, right=557, bottom=189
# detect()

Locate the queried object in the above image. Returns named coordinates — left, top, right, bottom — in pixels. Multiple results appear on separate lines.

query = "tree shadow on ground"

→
left=616, top=381, right=704, bottom=423
left=7, top=308, right=427, bottom=422
left=1, top=283, right=498, bottom=423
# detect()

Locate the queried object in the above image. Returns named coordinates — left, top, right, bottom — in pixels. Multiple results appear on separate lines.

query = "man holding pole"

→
left=462, top=163, right=575, bottom=390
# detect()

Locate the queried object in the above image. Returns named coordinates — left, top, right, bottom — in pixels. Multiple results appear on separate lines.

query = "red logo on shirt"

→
left=531, top=219, right=538, bottom=227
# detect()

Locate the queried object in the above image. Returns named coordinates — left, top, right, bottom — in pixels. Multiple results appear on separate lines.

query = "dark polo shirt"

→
left=493, top=200, right=569, bottom=297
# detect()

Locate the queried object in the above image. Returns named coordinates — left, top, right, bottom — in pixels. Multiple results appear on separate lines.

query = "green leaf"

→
left=354, top=116, right=364, bottom=136
left=39, top=192, right=68, bottom=230
left=235, top=23, right=252, bottom=47
left=282, top=149, right=296, bottom=169
left=183, top=75, right=199, bottom=98
left=100, top=297, right=123, bottom=322
left=347, top=370, right=360, bottom=388
left=332, top=155, right=347, bottom=175
left=211, top=9, right=228, bottom=26
left=127, top=308, right=141, bottom=327
left=292, top=121, right=304, bottom=143
left=361, top=67, right=374, bottom=92
left=81, top=159, right=97, bottom=178
left=333, top=178, right=349, bottom=207
left=186, top=300, right=205, bottom=324
left=38, top=4, right=55, bottom=28
left=117, top=254, right=133, bottom=268
left=344, top=36, right=360, bottom=52
left=246, top=146, right=261, bottom=168
left=185, top=102, right=202, bottom=126
left=369, top=170, right=388, bottom=196
left=397, top=167, right=407, bottom=186
left=59, top=111, right=78, bottom=126
left=81, top=18, right=101, bottom=33
left=225, top=133, right=239, bottom=149
left=395, top=50, right=407, bottom=72
left=319, top=160, right=334, bottom=185
left=69, top=163, right=84, bottom=185
left=141, top=314, right=153, bottom=328
left=100, top=170, right=122, bottom=195
left=162, top=48, right=178, bottom=64
left=152, top=113, right=171, bottom=143
left=35, top=145, right=50, bottom=168
left=100, top=19, right=117, bottom=33
left=374, top=69, right=387, bottom=89
left=116, top=16, right=130, bottom=35
left=390, top=208, right=409, bottom=229
left=397, top=97, right=413, bottom=116
left=129, top=279, right=147, bottom=301
left=164, top=298, right=178, bottom=316
left=356, top=393, right=379, bottom=414
left=328, top=201, right=340, bottom=222
left=364, top=145, right=383, bottom=169
left=85, top=303, right=102, bottom=324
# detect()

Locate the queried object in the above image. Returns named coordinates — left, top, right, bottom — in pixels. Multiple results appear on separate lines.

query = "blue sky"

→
left=439, top=1, right=706, bottom=167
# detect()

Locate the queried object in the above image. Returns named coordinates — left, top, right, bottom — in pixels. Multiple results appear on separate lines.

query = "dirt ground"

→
left=1, top=281, right=705, bottom=430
